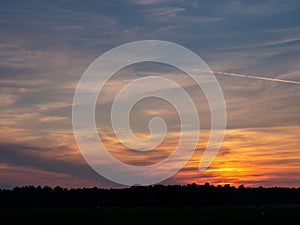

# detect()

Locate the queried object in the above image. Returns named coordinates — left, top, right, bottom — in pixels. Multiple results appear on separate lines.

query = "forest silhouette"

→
left=1, top=183, right=300, bottom=208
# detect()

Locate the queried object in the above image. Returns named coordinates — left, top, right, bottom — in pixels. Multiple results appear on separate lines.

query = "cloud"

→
left=211, top=70, right=300, bottom=85
left=40, top=116, right=69, bottom=123
left=0, top=93, right=19, bottom=105
left=128, top=0, right=175, bottom=5
left=173, top=126, right=300, bottom=187
left=0, top=143, right=116, bottom=187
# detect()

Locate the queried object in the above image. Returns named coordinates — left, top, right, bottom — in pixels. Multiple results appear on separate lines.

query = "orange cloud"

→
left=174, top=126, right=300, bottom=187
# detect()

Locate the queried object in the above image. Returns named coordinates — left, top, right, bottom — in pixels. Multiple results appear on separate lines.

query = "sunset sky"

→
left=1, top=0, right=300, bottom=188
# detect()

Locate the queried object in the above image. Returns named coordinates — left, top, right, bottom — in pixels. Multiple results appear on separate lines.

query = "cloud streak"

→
left=210, top=70, right=300, bottom=85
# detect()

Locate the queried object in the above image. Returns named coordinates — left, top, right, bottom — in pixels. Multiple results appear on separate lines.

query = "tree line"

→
left=1, top=183, right=300, bottom=208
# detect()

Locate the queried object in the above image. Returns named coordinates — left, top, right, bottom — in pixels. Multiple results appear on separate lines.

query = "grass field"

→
left=0, top=207, right=299, bottom=225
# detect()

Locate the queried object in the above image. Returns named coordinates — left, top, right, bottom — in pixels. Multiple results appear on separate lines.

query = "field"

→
left=0, top=207, right=300, bottom=225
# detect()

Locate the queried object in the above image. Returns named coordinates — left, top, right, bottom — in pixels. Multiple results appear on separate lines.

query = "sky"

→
left=0, top=0, right=300, bottom=188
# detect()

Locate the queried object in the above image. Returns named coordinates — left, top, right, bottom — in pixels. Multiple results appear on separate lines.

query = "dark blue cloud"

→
left=1, top=0, right=300, bottom=52
left=0, top=143, right=116, bottom=187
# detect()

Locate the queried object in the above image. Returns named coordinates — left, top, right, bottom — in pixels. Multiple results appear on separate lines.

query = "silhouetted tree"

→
left=1, top=183, right=300, bottom=208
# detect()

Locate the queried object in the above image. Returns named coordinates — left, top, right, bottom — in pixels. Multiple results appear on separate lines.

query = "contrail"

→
left=202, top=70, right=300, bottom=85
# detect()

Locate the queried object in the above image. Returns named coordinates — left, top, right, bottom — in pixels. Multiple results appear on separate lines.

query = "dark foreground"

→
left=1, top=207, right=300, bottom=225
